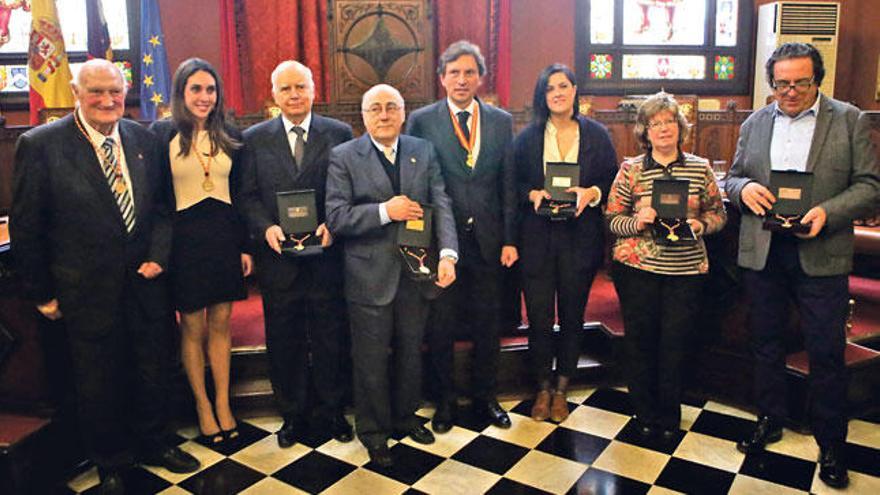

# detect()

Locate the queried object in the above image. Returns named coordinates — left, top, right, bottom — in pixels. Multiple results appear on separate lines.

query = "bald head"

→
left=271, top=60, right=315, bottom=123
left=361, top=84, right=406, bottom=146
left=70, top=58, right=126, bottom=135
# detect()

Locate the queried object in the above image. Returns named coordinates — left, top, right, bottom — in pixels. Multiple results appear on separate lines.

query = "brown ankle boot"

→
left=531, top=390, right=551, bottom=421
left=550, top=391, right=569, bottom=422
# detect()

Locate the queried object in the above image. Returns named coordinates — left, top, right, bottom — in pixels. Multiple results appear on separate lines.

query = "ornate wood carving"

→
left=329, top=1, right=435, bottom=106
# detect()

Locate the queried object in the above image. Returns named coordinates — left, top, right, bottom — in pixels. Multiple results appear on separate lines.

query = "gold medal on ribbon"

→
left=202, top=177, right=215, bottom=192
left=449, top=105, right=479, bottom=168
left=114, top=180, right=127, bottom=194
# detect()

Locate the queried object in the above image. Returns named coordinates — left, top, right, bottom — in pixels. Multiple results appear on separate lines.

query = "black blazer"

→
left=238, top=114, right=354, bottom=292
left=406, top=99, right=516, bottom=264
left=513, top=115, right=618, bottom=276
left=149, top=118, right=248, bottom=251
left=11, top=114, right=172, bottom=336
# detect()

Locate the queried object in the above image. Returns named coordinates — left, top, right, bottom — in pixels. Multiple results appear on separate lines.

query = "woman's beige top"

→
left=170, top=130, right=233, bottom=211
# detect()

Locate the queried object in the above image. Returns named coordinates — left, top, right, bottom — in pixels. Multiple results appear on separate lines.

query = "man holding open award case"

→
left=725, top=43, right=880, bottom=489
left=239, top=60, right=355, bottom=449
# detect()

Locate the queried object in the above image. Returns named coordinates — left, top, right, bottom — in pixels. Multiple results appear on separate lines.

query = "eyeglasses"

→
left=647, top=119, right=677, bottom=130
left=772, top=78, right=814, bottom=94
left=362, top=103, right=401, bottom=117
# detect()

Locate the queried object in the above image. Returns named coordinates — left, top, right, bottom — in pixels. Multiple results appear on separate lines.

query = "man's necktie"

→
left=383, top=145, right=395, bottom=163
left=101, top=138, right=136, bottom=233
left=457, top=111, right=471, bottom=142
left=291, top=126, right=305, bottom=171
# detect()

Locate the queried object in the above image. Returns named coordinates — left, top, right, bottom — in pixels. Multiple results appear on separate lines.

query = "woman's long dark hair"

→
left=531, top=63, right=579, bottom=125
left=171, top=57, right=240, bottom=157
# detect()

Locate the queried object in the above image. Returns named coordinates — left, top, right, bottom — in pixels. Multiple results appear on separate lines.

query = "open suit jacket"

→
left=513, top=115, right=619, bottom=277
left=725, top=95, right=880, bottom=276
left=11, top=114, right=171, bottom=336
left=325, top=133, right=458, bottom=306
left=405, top=99, right=517, bottom=262
left=239, top=114, right=354, bottom=294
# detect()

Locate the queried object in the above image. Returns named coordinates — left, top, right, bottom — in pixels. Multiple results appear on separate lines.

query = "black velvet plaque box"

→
left=763, top=170, right=813, bottom=234
left=537, top=162, right=580, bottom=220
left=277, top=189, right=323, bottom=256
left=651, top=178, right=695, bottom=245
left=398, top=205, right=437, bottom=281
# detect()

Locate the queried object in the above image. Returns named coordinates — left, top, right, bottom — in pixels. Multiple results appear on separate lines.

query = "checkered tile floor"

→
left=62, top=387, right=880, bottom=494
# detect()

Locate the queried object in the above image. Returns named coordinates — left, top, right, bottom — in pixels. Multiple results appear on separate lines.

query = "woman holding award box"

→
left=606, top=92, right=726, bottom=441
left=151, top=58, right=252, bottom=445
left=513, top=64, right=618, bottom=423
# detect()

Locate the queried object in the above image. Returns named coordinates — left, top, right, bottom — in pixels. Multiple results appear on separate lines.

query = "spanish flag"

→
left=27, top=0, right=75, bottom=125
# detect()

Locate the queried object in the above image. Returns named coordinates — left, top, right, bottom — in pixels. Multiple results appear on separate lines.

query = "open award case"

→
left=763, top=170, right=813, bottom=234
left=537, top=162, right=580, bottom=220
left=277, top=190, right=323, bottom=256
left=651, top=179, right=695, bottom=245
left=398, top=205, right=437, bottom=282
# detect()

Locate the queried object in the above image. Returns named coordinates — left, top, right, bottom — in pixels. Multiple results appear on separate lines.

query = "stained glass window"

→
left=0, top=0, right=131, bottom=54
left=715, top=0, right=738, bottom=46
left=591, top=0, right=615, bottom=44
left=714, top=55, right=735, bottom=80
left=623, top=0, right=706, bottom=46
left=576, top=0, right=753, bottom=95
left=590, top=54, right=614, bottom=79
left=622, top=55, right=706, bottom=79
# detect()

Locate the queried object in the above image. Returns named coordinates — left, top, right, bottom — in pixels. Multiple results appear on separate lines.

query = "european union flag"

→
left=139, top=0, right=171, bottom=121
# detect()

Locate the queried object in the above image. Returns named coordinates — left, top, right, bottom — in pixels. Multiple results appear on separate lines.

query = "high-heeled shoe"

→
left=198, top=429, right=224, bottom=445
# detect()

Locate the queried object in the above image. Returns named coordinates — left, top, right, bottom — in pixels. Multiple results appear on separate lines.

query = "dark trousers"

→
left=263, top=265, right=348, bottom=422
left=613, top=262, right=704, bottom=429
left=522, top=224, right=597, bottom=387
left=348, top=274, right=429, bottom=449
left=744, top=236, right=849, bottom=448
left=65, top=277, right=170, bottom=472
left=428, top=230, right=501, bottom=404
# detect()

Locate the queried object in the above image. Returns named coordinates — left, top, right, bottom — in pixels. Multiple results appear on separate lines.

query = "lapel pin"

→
left=410, top=157, right=416, bottom=164
left=137, top=153, right=143, bottom=159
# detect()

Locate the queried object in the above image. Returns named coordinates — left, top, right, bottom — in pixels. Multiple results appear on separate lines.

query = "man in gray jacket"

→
left=725, top=42, right=879, bottom=489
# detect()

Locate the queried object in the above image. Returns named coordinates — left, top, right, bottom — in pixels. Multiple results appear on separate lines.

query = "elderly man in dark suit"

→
left=406, top=40, right=516, bottom=433
left=726, top=42, right=880, bottom=489
left=239, top=60, right=354, bottom=448
left=326, top=84, right=458, bottom=467
left=11, top=59, right=199, bottom=494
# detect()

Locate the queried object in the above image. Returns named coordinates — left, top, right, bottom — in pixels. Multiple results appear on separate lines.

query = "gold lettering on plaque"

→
left=778, top=187, right=802, bottom=201
left=660, top=193, right=680, bottom=205
left=287, top=206, right=309, bottom=218
left=406, top=219, right=425, bottom=231
left=552, top=177, right=572, bottom=188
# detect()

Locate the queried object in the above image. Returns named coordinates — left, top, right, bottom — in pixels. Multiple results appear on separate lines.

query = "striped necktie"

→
left=101, top=137, right=136, bottom=233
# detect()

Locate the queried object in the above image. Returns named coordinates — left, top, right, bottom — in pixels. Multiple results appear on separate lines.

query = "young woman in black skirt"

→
left=151, top=58, right=251, bottom=444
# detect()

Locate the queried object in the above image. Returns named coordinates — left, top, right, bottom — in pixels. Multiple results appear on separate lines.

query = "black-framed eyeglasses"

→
left=772, top=78, right=815, bottom=94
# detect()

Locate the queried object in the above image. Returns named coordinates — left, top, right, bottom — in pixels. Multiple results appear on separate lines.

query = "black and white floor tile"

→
left=61, top=387, right=880, bottom=494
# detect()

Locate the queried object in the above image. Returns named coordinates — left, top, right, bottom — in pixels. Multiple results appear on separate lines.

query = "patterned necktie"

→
left=291, top=126, right=305, bottom=171
left=457, top=110, right=471, bottom=142
left=383, top=145, right=395, bottom=163
left=101, top=137, right=136, bottom=233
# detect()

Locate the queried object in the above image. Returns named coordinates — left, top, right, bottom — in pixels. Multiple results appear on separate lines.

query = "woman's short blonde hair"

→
left=633, top=92, right=691, bottom=151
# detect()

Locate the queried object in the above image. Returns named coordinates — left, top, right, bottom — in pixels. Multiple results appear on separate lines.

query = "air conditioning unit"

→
left=752, top=1, right=840, bottom=109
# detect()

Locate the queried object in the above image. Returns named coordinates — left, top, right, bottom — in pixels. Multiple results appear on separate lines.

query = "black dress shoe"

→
left=432, top=401, right=455, bottom=434
left=819, top=446, right=849, bottom=488
left=737, top=415, right=783, bottom=454
left=476, top=400, right=512, bottom=429
left=634, top=419, right=655, bottom=438
left=99, top=471, right=125, bottom=495
left=330, top=415, right=354, bottom=443
left=398, top=424, right=435, bottom=444
left=141, top=446, right=200, bottom=473
left=277, top=418, right=304, bottom=449
left=367, top=443, right=394, bottom=468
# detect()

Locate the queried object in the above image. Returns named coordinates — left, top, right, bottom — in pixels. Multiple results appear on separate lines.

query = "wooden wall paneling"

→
left=329, top=1, right=435, bottom=106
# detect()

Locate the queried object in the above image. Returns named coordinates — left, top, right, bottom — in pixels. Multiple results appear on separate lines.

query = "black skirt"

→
left=171, top=198, right=247, bottom=312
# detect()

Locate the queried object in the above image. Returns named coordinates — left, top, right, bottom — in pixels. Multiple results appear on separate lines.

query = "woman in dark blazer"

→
left=513, top=64, right=618, bottom=422
left=150, top=58, right=251, bottom=444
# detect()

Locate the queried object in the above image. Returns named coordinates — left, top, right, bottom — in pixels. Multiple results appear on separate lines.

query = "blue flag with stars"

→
left=139, top=0, right=170, bottom=120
